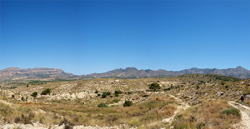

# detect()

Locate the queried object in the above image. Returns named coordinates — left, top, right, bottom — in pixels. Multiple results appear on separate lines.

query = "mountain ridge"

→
left=86, top=66, right=250, bottom=79
left=1, top=66, right=250, bottom=80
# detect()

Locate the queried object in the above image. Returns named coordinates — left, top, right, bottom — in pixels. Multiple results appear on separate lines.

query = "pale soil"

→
left=229, top=101, right=250, bottom=129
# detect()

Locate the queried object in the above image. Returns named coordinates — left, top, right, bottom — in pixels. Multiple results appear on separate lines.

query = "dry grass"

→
left=172, top=99, right=241, bottom=129
left=0, top=75, right=249, bottom=128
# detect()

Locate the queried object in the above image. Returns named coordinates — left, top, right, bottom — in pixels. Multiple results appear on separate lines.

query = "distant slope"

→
left=0, top=67, right=77, bottom=81
left=1, top=66, right=250, bottom=81
left=86, top=66, right=250, bottom=79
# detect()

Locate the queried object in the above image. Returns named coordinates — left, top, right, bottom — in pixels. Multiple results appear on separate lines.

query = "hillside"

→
left=0, top=67, right=77, bottom=81
left=0, top=74, right=249, bottom=128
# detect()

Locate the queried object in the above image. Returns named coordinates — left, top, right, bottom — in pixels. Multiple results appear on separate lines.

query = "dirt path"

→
left=149, top=95, right=190, bottom=127
left=229, top=101, right=250, bottom=129
left=162, top=95, right=190, bottom=123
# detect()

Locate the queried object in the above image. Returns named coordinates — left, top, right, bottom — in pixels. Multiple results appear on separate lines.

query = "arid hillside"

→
left=0, top=74, right=249, bottom=129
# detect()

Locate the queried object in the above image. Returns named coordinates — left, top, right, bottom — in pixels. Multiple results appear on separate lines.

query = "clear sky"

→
left=0, top=0, right=250, bottom=75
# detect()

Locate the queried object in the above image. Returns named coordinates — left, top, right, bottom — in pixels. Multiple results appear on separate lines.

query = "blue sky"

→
left=0, top=0, right=250, bottom=75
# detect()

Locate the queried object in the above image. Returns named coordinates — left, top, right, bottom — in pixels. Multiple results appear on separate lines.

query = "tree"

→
left=149, top=82, right=161, bottom=91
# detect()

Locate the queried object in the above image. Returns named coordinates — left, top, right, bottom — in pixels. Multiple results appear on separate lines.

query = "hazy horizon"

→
left=1, top=0, right=250, bottom=75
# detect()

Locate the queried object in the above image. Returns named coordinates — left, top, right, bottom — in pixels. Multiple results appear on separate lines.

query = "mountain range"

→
left=0, top=66, right=250, bottom=81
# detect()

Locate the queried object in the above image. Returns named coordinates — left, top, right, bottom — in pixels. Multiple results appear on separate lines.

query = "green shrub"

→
left=102, top=92, right=111, bottom=98
left=41, top=88, right=51, bottom=95
left=115, top=90, right=122, bottom=94
left=98, top=103, right=108, bottom=108
left=149, top=82, right=161, bottom=91
left=123, top=101, right=133, bottom=107
left=113, top=99, right=120, bottom=103
left=222, top=107, right=240, bottom=116
left=95, top=90, right=98, bottom=94
left=115, top=94, right=119, bottom=97
left=31, top=92, right=37, bottom=97
left=164, top=88, right=171, bottom=91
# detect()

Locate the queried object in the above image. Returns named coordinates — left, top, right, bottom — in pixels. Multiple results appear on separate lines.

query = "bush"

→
left=149, top=82, right=161, bottom=91
left=95, top=90, right=98, bottom=94
left=98, top=103, right=108, bottom=108
left=123, top=101, right=133, bottom=107
left=41, top=88, right=51, bottom=95
left=113, top=99, right=120, bottom=103
left=106, top=92, right=111, bottom=95
left=164, top=88, right=171, bottom=91
left=102, top=92, right=111, bottom=98
left=222, top=107, right=240, bottom=116
left=31, top=92, right=37, bottom=97
left=115, top=94, right=119, bottom=97
left=115, top=90, right=122, bottom=94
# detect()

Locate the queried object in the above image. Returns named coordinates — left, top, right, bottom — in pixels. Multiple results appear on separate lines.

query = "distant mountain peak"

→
left=236, top=66, right=245, bottom=69
left=125, top=67, right=137, bottom=70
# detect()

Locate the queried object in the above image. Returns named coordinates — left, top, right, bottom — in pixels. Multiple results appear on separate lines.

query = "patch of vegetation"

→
left=31, top=92, right=38, bottom=97
left=114, top=90, right=122, bottom=94
left=123, top=101, right=133, bottom=107
left=149, top=82, right=161, bottom=91
left=98, top=103, right=108, bottom=108
left=41, top=88, right=51, bottom=95
left=222, top=107, right=240, bottom=116
left=101, top=92, right=111, bottom=98
left=205, top=74, right=240, bottom=82
left=113, top=99, right=120, bottom=103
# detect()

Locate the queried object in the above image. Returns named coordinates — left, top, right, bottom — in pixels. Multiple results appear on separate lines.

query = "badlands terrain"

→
left=0, top=73, right=250, bottom=129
